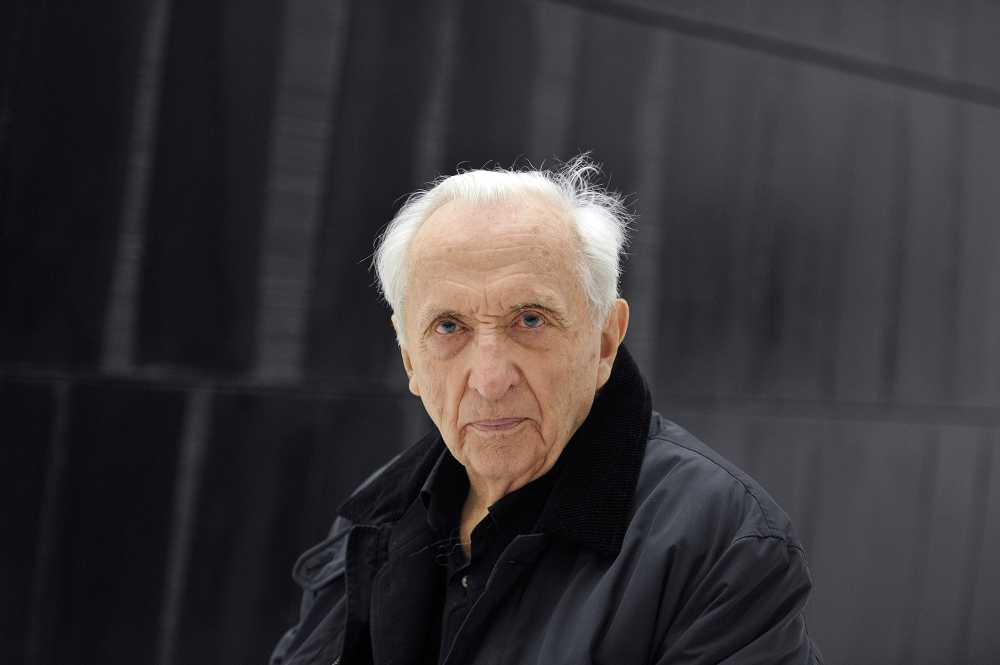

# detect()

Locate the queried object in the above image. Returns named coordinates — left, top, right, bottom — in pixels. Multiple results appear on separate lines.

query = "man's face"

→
left=397, top=196, right=627, bottom=491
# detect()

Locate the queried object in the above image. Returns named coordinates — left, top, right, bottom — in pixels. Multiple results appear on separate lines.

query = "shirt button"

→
left=461, top=575, right=468, bottom=588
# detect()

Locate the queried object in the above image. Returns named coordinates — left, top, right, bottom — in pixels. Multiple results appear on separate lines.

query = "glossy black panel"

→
left=175, top=392, right=405, bottom=665
left=136, top=0, right=283, bottom=370
left=39, top=383, right=185, bottom=665
left=444, top=1, right=536, bottom=169
left=0, top=381, right=55, bottom=655
left=0, top=0, right=145, bottom=365
left=564, top=12, right=648, bottom=192
left=303, top=0, right=439, bottom=383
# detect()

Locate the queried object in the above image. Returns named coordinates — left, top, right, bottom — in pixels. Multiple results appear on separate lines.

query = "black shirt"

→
left=418, top=448, right=568, bottom=664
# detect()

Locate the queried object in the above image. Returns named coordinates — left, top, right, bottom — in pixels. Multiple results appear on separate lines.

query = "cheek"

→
left=424, top=332, right=469, bottom=359
left=414, top=357, right=464, bottom=423
left=553, top=336, right=601, bottom=405
left=531, top=341, right=596, bottom=413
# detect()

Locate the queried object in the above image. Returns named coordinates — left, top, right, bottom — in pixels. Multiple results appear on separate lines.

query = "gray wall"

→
left=1, top=1, right=998, bottom=663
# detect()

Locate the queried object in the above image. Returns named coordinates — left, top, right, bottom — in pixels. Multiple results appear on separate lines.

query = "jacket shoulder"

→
left=635, top=412, right=801, bottom=548
left=337, top=428, right=445, bottom=526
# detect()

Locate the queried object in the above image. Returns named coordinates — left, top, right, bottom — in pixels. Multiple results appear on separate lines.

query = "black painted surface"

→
left=303, top=0, right=437, bottom=383
left=445, top=1, right=536, bottom=169
left=37, top=383, right=185, bottom=665
left=136, top=0, right=283, bottom=371
left=175, top=392, right=406, bottom=665
left=565, top=13, right=647, bottom=191
left=0, top=381, right=54, bottom=657
left=0, top=0, right=145, bottom=366
left=618, top=0, right=1000, bottom=91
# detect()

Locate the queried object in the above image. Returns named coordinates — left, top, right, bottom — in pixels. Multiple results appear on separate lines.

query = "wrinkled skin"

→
left=394, top=196, right=628, bottom=556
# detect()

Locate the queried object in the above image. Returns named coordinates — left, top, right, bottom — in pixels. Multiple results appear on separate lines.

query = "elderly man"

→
left=271, top=158, right=822, bottom=665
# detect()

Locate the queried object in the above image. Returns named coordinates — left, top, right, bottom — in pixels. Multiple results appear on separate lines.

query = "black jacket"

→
left=271, top=347, right=823, bottom=664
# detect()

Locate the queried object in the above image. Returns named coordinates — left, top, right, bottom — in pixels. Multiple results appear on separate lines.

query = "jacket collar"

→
left=337, top=345, right=652, bottom=558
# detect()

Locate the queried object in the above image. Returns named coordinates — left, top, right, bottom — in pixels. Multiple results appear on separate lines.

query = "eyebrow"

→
left=417, top=307, right=462, bottom=329
left=417, top=299, right=568, bottom=331
left=512, top=301, right=567, bottom=324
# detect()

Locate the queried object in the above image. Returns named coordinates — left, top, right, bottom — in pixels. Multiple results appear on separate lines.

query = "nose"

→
left=467, top=332, right=518, bottom=400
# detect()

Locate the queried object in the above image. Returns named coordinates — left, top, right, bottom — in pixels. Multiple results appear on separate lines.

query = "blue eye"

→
left=521, top=313, right=542, bottom=328
left=436, top=320, right=459, bottom=334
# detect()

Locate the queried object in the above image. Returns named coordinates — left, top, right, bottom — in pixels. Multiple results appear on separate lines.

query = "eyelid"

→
left=432, top=316, right=463, bottom=334
left=515, top=310, right=546, bottom=326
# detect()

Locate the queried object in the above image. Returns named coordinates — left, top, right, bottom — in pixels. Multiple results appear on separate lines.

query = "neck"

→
left=456, top=472, right=516, bottom=559
left=455, top=432, right=578, bottom=558
left=457, top=461, right=554, bottom=559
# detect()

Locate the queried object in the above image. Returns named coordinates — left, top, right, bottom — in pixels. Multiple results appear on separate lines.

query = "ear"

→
left=392, top=315, right=421, bottom=396
left=595, top=299, right=629, bottom=390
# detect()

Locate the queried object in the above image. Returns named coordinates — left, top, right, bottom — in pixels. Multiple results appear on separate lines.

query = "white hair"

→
left=374, top=155, right=632, bottom=346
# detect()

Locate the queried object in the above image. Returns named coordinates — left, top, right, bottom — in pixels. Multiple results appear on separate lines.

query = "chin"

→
left=464, top=434, right=540, bottom=481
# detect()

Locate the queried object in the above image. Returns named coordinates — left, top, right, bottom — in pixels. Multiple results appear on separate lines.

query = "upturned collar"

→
left=338, top=345, right=652, bottom=558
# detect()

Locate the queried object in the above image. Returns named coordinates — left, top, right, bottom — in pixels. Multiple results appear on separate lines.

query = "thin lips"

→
left=470, top=418, right=525, bottom=431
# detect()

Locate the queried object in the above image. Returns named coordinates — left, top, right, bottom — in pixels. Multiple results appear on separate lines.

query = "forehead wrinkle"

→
left=411, top=237, right=556, bottom=272
left=415, top=275, right=567, bottom=328
left=413, top=243, right=570, bottom=276
left=452, top=226, right=572, bottom=248
left=489, top=273, right=562, bottom=313
left=410, top=253, right=562, bottom=306
left=414, top=279, right=485, bottom=326
left=407, top=198, right=587, bottom=330
left=411, top=243, right=581, bottom=307
left=408, top=225, right=579, bottom=292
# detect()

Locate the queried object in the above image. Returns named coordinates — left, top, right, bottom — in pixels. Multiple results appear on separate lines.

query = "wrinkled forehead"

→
left=406, top=197, right=585, bottom=311
left=410, top=196, right=574, bottom=258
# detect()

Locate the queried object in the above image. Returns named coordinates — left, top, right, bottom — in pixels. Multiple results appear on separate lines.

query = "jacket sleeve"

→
left=654, top=534, right=823, bottom=665
left=270, top=516, right=354, bottom=665
left=269, top=590, right=313, bottom=665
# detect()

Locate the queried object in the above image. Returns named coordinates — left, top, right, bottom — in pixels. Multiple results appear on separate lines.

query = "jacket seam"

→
left=728, top=532, right=798, bottom=549
left=647, top=434, right=782, bottom=540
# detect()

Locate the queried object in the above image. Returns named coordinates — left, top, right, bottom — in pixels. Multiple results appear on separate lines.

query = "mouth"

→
left=470, top=418, right=526, bottom=432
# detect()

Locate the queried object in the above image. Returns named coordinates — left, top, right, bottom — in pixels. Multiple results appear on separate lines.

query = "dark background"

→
left=2, top=0, right=999, bottom=663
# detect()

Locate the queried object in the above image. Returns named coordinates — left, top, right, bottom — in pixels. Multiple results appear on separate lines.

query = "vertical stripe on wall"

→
left=253, top=0, right=352, bottom=384
left=894, top=431, right=941, bottom=665
left=939, top=0, right=971, bottom=403
left=527, top=0, right=584, bottom=162
left=101, top=0, right=173, bottom=374
left=154, top=384, right=213, bottom=665
left=879, top=92, right=911, bottom=401
left=625, top=30, right=676, bottom=375
left=22, top=380, right=70, bottom=665
left=739, top=63, right=788, bottom=395
left=411, top=0, right=460, bottom=186
left=952, top=430, right=997, bottom=664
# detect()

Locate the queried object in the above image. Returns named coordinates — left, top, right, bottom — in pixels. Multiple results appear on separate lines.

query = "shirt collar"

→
left=418, top=438, right=571, bottom=535
left=419, top=450, right=466, bottom=532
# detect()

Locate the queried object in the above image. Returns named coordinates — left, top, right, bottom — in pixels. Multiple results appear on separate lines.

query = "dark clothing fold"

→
left=271, top=346, right=823, bottom=665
